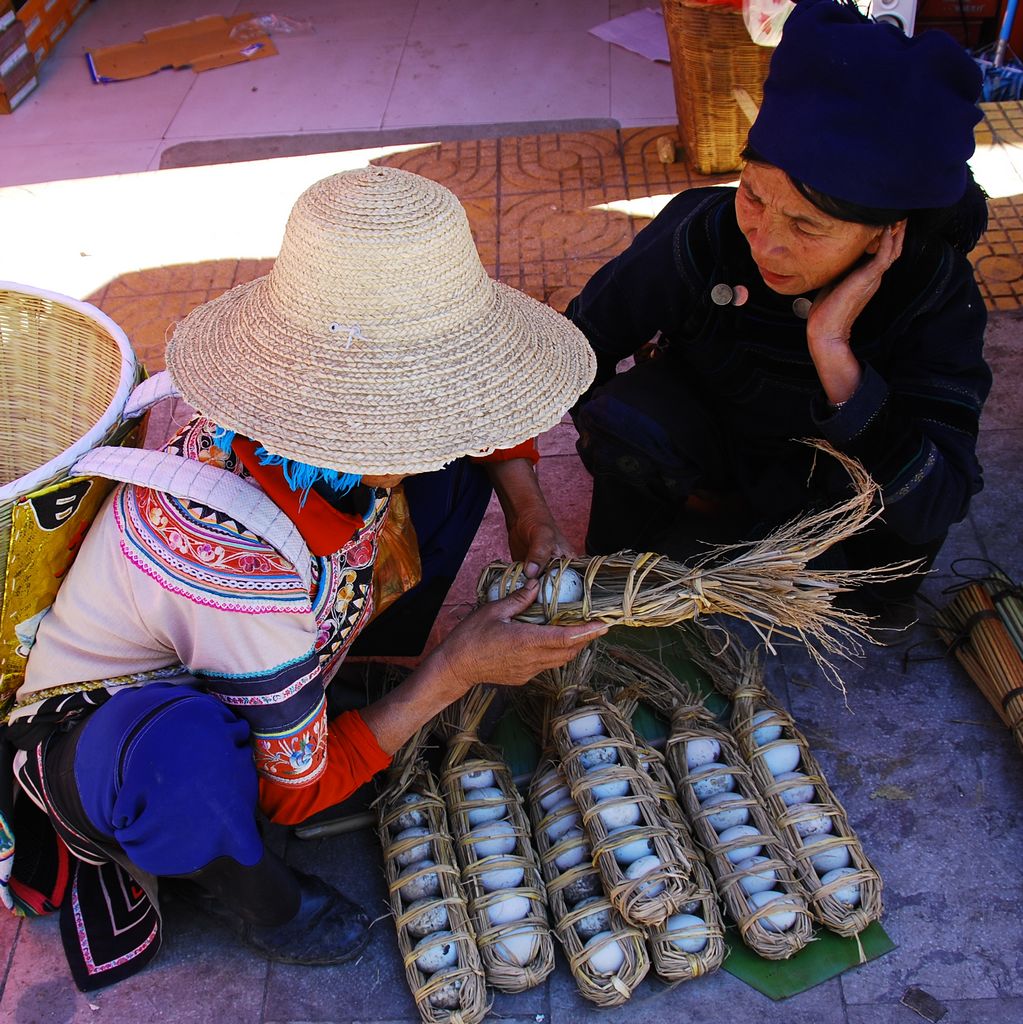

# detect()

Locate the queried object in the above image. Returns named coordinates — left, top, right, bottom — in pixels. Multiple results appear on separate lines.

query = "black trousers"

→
left=573, top=360, right=941, bottom=601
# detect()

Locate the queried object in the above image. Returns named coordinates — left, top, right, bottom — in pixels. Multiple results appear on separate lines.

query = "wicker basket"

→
left=660, top=0, right=773, bottom=174
left=0, top=282, right=142, bottom=701
left=0, top=282, right=140, bottom=569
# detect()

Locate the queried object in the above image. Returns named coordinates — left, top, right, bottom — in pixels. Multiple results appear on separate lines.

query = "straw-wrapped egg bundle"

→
left=535, top=650, right=696, bottom=928
left=478, top=443, right=915, bottom=678
left=613, top=648, right=814, bottom=959
left=436, top=689, right=555, bottom=992
left=376, top=732, right=488, bottom=1023
left=632, top=742, right=726, bottom=982
left=528, top=757, right=650, bottom=1005
left=681, top=631, right=883, bottom=936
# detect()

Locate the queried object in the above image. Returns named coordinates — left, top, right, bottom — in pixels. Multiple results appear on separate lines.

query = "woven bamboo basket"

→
left=634, top=743, right=726, bottom=983
left=610, top=648, right=813, bottom=958
left=438, top=689, right=555, bottom=993
left=682, top=630, right=883, bottom=936
left=528, top=757, right=650, bottom=1005
left=535, top=650, right=696, bottom=928
left=0, top=282, right=141, bottom=568
left=376, top=735, right=488, bottom=1024
left=660, top=0, right=773, bottom=173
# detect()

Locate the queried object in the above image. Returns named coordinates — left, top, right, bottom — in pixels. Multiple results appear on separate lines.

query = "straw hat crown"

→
left=167, top=166, right=595, bottom=475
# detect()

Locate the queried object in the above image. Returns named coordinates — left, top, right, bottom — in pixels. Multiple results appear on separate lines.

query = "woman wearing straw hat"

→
left=4, top=166, right=600, bottom=990
left=567, top=0, right=991, bottom=616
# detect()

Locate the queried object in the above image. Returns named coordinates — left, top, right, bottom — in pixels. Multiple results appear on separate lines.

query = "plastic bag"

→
left=743, top=0, right=794, bottom=47
left=229, top=14, right=315, bottom=43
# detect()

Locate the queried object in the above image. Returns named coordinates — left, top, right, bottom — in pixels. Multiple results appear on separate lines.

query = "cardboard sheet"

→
left=87, top=13, right=278, bottom=83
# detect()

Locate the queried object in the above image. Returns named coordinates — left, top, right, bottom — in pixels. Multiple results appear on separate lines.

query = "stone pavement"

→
left=1, top=130, right=1022, bottom=1023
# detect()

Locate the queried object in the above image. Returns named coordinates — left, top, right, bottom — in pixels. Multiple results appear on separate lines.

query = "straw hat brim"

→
left=166, top=274, right=596, bottom=476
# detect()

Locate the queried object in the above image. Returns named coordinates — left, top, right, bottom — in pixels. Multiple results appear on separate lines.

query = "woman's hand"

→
left=807, top=221, right=906, bottom=406
left=430, top=580, right=607, bottom=696
left=485, top=458, right=575, bottom=576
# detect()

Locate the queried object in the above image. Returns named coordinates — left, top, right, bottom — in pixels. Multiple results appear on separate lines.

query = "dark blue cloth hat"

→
left=747, top=0, right=982, bottom=210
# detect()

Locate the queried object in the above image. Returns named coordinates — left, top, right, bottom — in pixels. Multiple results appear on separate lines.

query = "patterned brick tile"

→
left=374, top=138, right=500, bottom=199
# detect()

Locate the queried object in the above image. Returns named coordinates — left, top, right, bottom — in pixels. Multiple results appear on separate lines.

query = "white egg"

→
left=479, top=864, right=526, bottom=892
left=573, top=896, right=611, bottom=941
left=820, top=867, right=861, bottom=907
left=486, top=575, right=525, bottom=602
left=563, top=872, right=602, bottom=905
left=625, top=855, right=665, bottom=898
left=690, top=762, right=736, bottom=801
left=414, top=930, right=459, bottom=974
left=760, top=742, right=801, bottom=777
left=748, top=890, right=799, bottom=932
left=461, top=767, right=495, bottom=791
left=398, top=860, right=441, bottom=902
left=487, top=893, right=530, bottom=926
left=701, top=792, right=750, bottom=832
left=545, top=799, right=582, bottom=841
left=718, top=825, right=763, bottom=864
left=597, top=799, right=642, bottom=830
left=493, top=925, right=539, bottom=966
left=775, top=771, right=816, bottom=806
left=736, top=855, right=777, bottom=895
left=582, top=931, right=626, bottom=974
left=568, top=711, right=605, bottom=741
left=393, top=826, right=432, bottom=867
left=391, top=793, right=430, bottom=832
left=685, top=737, right=721, bottom=770
left=540, top=566, right=584, bottom=604
left=465, top=786, right=508, bottom=826
left=794, top=810, right=834, bottom=839
left=405, top=897, right=449, bottom=939
left=750, top=709, right=783, bottom=747
left=664, top=912, right=709, bottom=953
left=586, top=764, right=631, bottom=801
left=553, top=827, right=591, bottom=871
left=607, top=826, right=655, bottom=866
left=426, top=971, right=464, bottom=1010
left=468, top=820, right=517, bottom=858
left=802, top=835, right=852, bottom=874
left=578, top=743, right=620, bottom=771
left=538, top=782, right=572, bottom=811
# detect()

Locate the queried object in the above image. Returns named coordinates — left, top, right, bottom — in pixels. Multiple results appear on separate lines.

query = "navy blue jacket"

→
left=566, top=187, right=991, bottom=544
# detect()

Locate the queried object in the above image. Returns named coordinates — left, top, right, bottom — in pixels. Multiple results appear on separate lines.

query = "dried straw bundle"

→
left=633, top=742, right=725, bottom=983
left=528, top=757, right=650, bottom=1005
left=680, top=630, right=883, bottom=936
left=934, top=581, right=1023, bottom=754
left=610, top=648, right=813, bottom=959
left=376, top=730, right=488, bottom=1024
left=537, top=651, right=697, bottom=926
left=478, top=443, right=915, bottom=679
left=437, top=688, right=555, bottom=992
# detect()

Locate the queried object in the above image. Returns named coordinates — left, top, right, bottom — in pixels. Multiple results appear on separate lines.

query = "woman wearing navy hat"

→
left=567, top=0, right=991, bottom=610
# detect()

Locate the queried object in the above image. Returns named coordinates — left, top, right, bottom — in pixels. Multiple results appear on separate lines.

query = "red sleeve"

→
left=472, top=438, right=540, bottom=465
left=258, top=710, right=393, bottom=826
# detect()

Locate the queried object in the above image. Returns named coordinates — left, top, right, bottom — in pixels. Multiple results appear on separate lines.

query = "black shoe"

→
left=240, top=870, right=370, bottom=965
left=169, top=868, right=370, bottom=966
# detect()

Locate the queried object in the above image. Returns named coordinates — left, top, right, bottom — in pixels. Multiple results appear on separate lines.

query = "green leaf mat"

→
left=489, top=624, right=895, bottom=999
left=722, top=921, right=895, bottom=1000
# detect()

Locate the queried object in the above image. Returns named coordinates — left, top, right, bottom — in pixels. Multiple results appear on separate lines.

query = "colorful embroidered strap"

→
left=72, top=446, right=313, bottom=591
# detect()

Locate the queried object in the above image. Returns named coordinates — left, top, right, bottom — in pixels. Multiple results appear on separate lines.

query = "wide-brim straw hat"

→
left=166, top=166, right=596, bottom=475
